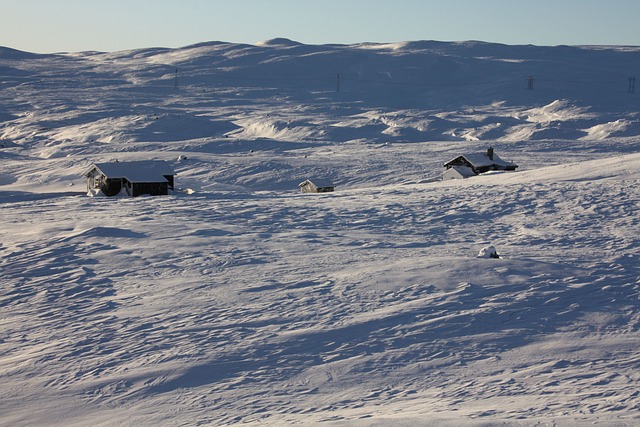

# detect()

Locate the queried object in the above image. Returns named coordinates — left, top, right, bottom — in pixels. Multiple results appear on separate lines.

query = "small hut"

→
left=85, top=160, right=175, bottom=197
left=443, top=147, right=518, bottom=180
left=299, top=178, right=335, bottom=193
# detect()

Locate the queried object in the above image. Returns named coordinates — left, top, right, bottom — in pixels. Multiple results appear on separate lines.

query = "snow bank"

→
left=476, top=245, right=499, bottom=258
left=581, top=119, right=634, bottom=140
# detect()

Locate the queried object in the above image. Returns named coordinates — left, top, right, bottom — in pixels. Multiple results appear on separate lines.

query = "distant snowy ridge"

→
left=2, top=39, right=639, bottom=151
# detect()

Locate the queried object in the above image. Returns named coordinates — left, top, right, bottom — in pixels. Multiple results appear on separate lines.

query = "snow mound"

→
left=227, top=117, right=324, bottom=141
left=256, top=38, right=304, bottom=47
left=477, top=245, right=500, bottom=258
left=581, top=119, right=635, bottom=140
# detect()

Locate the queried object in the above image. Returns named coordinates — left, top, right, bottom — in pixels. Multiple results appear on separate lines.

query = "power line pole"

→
left=174, top=68, right=179, bottom=89
left=336, top=73, right=340, bottom=93
left=629, top=77, right=636, bottom=94
left=527, top=76, right=534, bottom=90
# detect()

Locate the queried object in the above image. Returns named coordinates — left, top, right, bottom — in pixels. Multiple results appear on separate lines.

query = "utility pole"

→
left=527, top=76, right=534, bottom=90
left=174, top=68, right=179, bottom=89
left=629, top=77, right=636, bottom=94
left=336, top=73, right=340, bottom=93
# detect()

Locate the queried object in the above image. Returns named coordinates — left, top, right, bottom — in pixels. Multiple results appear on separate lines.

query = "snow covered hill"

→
left=0, top=39, right=639, bottom=426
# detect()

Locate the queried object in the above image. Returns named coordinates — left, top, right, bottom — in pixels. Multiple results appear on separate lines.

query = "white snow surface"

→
left=1, top=39, right=639, bottom=426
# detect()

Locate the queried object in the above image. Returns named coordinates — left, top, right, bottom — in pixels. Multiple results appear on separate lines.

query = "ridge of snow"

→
left=581, top=119, right=633, bottom=140
left=256, top=37, right=305, bottom=47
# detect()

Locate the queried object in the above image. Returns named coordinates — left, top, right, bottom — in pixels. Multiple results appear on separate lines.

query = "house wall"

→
left=87, top=168, right=123, bottom=196
left=129, top=181, right=169, bottom=197
left=164, top=175, right=174, bottom=190
left=443, top=168, right=464, bottom=181
left=101, top=178, right=123, bottom=196
left=316, top=186, right=335, bottom=193
left=86, top=169, right=100, bottom=193
left=300, top=183, right=317, bottom=193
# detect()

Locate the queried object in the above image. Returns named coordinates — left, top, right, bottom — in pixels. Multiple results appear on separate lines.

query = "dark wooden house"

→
left=299, top=178, right=335, bottom=193
left=85, top=160, right=175, bottom=197
left=443, top=147, right=518, bottom=180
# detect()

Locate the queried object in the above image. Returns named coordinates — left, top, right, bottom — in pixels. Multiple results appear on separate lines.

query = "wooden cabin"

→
left=299, top=178, right=335, bottom=193
left=85, top=160, right=175, bottom=197
left=443, top=147, right=518, bottom=180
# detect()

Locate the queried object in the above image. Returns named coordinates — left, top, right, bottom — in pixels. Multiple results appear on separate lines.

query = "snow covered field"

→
left=1, top=39, right=639, bottom=426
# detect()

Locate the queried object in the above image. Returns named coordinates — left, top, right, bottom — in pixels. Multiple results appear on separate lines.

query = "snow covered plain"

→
left=1, top=39, right=639, bottom=426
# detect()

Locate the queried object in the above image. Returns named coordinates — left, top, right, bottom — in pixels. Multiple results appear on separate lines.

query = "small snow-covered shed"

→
left=299, top=178, right=335, bottom=193
left=85, top=160, right=175, bottom=197
left=443, top=147, right=518, bottom=180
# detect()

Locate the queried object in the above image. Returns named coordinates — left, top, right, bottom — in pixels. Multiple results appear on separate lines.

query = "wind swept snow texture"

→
left=1, top=39, right=640, bottom=426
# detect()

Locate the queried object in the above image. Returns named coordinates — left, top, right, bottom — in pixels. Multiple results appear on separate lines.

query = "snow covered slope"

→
left=0, top=40, right=639, bottom=426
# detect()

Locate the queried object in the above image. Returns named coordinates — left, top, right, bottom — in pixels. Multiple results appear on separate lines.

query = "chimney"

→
left=487, top=146, right=494, bottom=160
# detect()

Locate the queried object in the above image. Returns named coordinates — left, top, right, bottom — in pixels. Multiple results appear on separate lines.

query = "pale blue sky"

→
left=1, top=0, right=639, bottom=53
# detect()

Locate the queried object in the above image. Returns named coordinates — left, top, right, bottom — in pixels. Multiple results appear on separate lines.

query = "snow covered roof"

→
left=444, top=151, right=518, bottom=169
left=88, top=160, right=175, bottom=183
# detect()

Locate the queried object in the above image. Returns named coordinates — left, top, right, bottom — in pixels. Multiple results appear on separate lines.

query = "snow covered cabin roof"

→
left=443, top=148, right=518, bottom=172
left=87, top=160, right=175, bottom=183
